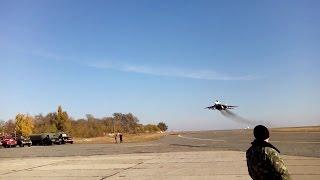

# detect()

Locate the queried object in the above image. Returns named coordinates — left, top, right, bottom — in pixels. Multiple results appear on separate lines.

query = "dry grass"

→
left=271, top=126, right=320, bottom=132
left=74, top=133, right=166, bottom=144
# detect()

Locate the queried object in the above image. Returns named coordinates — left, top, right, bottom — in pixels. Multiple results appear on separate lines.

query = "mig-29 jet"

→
left=205, top=100, right=238, bottom=111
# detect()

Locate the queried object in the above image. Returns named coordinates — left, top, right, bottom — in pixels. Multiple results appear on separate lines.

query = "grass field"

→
left=73, top=132, right=166, bottom=144
left=271, top=126, right=320, bottom=132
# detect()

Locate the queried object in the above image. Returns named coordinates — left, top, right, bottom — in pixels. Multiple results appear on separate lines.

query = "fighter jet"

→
left=205, top=100, right=238, bottom=111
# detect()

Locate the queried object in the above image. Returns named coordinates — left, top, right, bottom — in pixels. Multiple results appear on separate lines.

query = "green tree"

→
left=102, top=117, right=114, bottom=133
left=70, top=119, right=87, bottom=137
left=55, top=106, right=71, bottom=132
left=113, top=113, right=122, bottom=133
left=144, top=124, right=160, bottom=133
left=15, top=114, right=34, bottom=136
left=111, top=113, right=140, bottom=133
left=86, top=114, right=104, bottom=137
left=157, top=122, right=168, bottom=131
left=33, top=113, right=59, bottom=133
left=47, top=113, right=58, bottom=133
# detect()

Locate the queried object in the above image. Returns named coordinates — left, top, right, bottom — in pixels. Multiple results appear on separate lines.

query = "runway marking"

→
left=122, top=144, right=160, bottom=147
left=272, top=140, right=320, bottom=144
left=178, top=135, right=226, bottom=142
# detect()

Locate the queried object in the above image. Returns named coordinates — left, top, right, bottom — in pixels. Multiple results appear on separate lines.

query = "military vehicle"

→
left=57, top=132, right=73, bottom=144
left=29, top=134, right=53, bottom=146
left=16, top=135, right=32, bottom=147
left=49, top=132, right=73, bottom=144
left=29, top=132, right=73, bottom=145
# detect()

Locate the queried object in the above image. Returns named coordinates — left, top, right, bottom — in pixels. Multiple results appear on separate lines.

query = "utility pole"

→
left=113, top=118, right=115, bottom=134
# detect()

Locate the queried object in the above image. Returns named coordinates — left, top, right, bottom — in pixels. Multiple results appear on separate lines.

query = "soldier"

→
left=114, top=133, right=118, bottom=143
left=246, top=125, right=291, bottom=180
left=119, top=133, right=123, bottom=143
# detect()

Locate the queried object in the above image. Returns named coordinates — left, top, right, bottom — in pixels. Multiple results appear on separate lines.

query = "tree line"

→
left=0, top=106, right=168, bottom=138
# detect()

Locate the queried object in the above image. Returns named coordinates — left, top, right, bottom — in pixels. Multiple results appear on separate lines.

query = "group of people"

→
left=114, top=132, right=123, bottom=143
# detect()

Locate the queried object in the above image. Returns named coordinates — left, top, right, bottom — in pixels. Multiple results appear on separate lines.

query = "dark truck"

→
left=16, top=135, right=32, bottom=147
left=29, top=134, right=53, bottom=146
left=29, top=132, right=73, bottom=145
left=52, top=132, right=74, bottom=144
left=59, top=133, right=73, bottom=144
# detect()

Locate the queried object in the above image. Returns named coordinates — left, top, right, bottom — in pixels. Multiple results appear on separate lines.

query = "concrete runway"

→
left=0, top=130, right=319, bottom=179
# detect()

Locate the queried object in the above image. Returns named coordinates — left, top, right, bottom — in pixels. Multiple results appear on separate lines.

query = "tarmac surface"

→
left=1, top=129, right=319, bottom=158
left=0, top=129, right=319, bottom=179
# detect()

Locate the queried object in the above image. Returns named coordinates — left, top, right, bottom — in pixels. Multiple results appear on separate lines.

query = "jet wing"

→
left=205, top=106, right=216, bottom=109
left=226, top=105, right=238, bottom=109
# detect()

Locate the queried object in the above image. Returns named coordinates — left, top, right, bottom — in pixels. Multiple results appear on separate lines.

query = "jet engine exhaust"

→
left=220, top=109, right=256, bottom=126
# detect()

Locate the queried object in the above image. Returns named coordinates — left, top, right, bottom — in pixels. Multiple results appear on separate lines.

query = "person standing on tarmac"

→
left=119, top=133, right=123, bottom=143
left=114, top=133, right=118, bottom=143
left=246, top=125, right=291, bottom=180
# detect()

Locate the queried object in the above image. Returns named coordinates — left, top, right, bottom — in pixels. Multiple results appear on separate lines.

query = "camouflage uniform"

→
left=246, top=141, right=291, bottom=180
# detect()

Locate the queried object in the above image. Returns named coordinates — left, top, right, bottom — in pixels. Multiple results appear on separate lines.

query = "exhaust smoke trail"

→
left=220, top=110, right=257, bottom=126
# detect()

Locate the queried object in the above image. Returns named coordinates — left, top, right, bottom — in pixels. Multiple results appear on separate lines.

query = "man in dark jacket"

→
left=246, top=125, right=291, bottom=180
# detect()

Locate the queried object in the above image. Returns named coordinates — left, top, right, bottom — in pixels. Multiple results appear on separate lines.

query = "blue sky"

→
left=0, top=0, right=319, bottom=130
